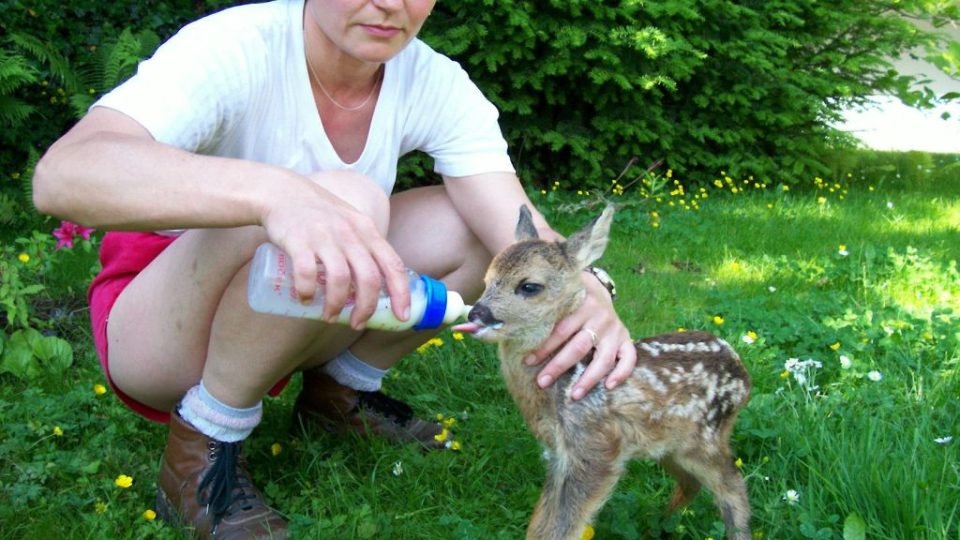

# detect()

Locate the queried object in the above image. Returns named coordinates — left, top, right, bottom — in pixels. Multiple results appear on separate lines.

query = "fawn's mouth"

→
left=451, top=321, right=503, bottom=339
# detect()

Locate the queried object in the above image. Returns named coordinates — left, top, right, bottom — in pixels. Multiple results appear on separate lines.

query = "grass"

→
left=1, top=169, right=959, bottom=539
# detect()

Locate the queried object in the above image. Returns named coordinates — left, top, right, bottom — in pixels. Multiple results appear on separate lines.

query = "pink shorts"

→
left=89, top=231, right=290, bottom=423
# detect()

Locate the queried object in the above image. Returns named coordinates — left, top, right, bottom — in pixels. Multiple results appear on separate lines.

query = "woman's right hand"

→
left=258, top=171, right=410, bottom=330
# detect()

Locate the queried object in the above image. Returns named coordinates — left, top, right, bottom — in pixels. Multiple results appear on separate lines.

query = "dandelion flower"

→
left=94, top=384, right=107, bottom=396
left=867, top=370, right=882, bottom=382
left=53, top=426, right=64, bottom=437
left=115, top=474, right=134, bottom=489
left=446, top=440, right=462, bottom=451
left=270, top=443, right=282, bottom=457
left=734, top=458, right=744, bottom=469
left=452, top=332, right=465, bottom=341
left=434, top=428, right=450, bottom=443
left=817, top=196, right=826, bottom=205
left=392, top=461, right=404, bottom=476
left=581, top=524, right=595, bottom=540
left=443, top=417, right=457, bottom=429
left=143, top=509, right=157, bottom=521
left=783, top=489, right=800, bottom=505
left=839, top=355, right=852, bottom=369
left=934, top=436, right=953, bottom=445
left=712, top=315, right=724, bottom=326
left=779, top=370, right=791, bottom=379
left=17, top=253, right=30, bottom=263
left=829, top=342, right=841, bottom=351
left=741, top=331, right=758, bottom=345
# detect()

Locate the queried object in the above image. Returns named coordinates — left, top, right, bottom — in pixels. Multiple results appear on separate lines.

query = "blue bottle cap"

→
left=414, top=275, right=447, bottom=330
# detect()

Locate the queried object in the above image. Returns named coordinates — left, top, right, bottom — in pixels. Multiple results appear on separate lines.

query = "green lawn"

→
left=1, top=171, right=958, bottom=539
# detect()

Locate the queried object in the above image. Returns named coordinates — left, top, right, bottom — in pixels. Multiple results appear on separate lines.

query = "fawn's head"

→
left=459, top=205, right=614, bottom=349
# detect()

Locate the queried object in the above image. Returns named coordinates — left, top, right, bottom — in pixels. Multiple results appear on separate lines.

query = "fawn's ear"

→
left=515, top=205, right=540, bottom=242
left=566, top=205, right=614, bottom=268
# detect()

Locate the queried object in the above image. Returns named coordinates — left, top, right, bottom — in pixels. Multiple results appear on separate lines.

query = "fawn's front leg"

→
left=526, top=449, right=625, bottom=540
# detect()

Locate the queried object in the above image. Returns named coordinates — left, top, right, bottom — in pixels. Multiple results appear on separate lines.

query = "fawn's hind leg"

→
left=671, top=449, right=751, bottom=540
left=661, top=454, right=702, bottom=511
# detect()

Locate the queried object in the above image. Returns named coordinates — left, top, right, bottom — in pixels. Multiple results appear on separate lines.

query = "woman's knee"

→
left=305, top=170, right=391, bottom=234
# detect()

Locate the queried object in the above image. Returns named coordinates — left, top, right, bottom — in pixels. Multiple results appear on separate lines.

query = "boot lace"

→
left=196, top=441, right=262, bottom=532
left=356, top=390, right=415, bottom=426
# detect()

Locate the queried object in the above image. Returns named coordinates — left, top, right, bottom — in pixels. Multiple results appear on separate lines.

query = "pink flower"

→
left=52, top=221, right=95, bottom=250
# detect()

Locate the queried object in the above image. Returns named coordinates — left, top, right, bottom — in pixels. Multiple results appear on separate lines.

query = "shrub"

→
left=419, top=0, right=959, bottom=188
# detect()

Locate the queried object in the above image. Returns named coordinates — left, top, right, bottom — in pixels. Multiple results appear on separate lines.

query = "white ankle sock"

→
left=178, top=381, right=262, bottom=443
left=322, top=350, right=389, bottom=392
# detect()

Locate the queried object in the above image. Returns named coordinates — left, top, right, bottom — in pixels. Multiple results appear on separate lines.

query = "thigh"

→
left=388, top=185, right=491, bottom=300
left=106, top=171, right=392, bottom=407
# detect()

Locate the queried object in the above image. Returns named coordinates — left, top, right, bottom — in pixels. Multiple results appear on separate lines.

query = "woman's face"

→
left=309, top=0, right=436, bottom=65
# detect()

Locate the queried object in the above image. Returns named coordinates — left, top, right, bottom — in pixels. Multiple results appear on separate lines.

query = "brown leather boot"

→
left=156, top=411, right=288, bottom=539
left=294, top=370, right=445, bottom=449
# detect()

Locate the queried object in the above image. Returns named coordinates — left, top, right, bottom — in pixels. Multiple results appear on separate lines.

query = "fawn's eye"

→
left=516, top=282, right=544, bottom=297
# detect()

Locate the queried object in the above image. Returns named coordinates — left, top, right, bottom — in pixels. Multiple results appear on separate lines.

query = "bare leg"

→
left=106, top=171, right=389, bottom=411
left=309, top=185, right=491, bottom=371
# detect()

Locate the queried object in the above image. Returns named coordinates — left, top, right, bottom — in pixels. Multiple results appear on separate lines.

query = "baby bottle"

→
left=247, top=243, right=469, bottom=331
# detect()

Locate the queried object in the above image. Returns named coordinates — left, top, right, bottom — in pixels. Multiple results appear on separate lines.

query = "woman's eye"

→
left=516, top=282, right=544, bottom=297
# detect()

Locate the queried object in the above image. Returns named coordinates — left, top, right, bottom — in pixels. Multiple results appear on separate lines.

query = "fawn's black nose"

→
left=468, top=303, right=502, bottom=327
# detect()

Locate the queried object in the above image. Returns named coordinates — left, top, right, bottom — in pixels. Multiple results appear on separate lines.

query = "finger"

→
left=312, top=246, right=352, bottom=322
left=371, top=240, right=410, bottom=321
left=570, top=341, right=618, bottom=400
left=526, top=315, right=582, bottom=366
left=536, top=329, right=595, bottom=389
left=287, top=241, right=321, bottom=303
left=605, top=340, right=638, bottom=389
left=343, top=248, right=383, bottom=329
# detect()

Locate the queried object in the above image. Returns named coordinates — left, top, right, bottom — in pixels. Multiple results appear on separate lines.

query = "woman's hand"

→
left=258, top=171, right=410, bottom=330
left=523, top=271, right=636, bottom=399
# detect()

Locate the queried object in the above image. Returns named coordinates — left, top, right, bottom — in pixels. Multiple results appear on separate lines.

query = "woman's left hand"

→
left=523, top=271, right=636, bottom=399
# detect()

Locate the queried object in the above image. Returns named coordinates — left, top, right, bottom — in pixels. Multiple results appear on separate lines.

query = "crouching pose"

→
left=33, top=1, right=636, bottom=537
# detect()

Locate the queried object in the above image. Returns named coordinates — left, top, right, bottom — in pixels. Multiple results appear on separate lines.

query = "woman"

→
left=33, top=0, right=636, bottom=536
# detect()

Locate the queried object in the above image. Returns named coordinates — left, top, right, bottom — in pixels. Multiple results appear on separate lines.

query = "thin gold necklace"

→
left=305, top=53, right=382, bottom=112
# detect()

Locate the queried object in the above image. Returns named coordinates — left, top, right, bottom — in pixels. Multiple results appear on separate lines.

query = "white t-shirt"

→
left=93, top=0, right=515, bottom=195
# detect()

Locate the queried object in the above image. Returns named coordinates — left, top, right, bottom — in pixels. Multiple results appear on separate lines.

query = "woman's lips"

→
left=360, top=24, right=402, bottom=39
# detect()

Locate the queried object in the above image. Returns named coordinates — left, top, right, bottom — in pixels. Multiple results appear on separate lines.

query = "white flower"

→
left=392, top=461, right=404, bottom=476
left=934, top=436, right=953, bottom=445
left=838, top=249, right=849, bottom=257
left=839, top=355, right=852, bottom=369
left=768, top=286, right=778, bottom=293
left=867, top=370, right=883, bottom=382
left=783, top=489, right=800, bottom=505
left=887, top=201, right=894, bottom=209
left=741, top=333, right=756, bottom=345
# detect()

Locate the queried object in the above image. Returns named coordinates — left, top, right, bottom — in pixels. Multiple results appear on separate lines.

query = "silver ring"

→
left=583, top=328, right=598, bottom=348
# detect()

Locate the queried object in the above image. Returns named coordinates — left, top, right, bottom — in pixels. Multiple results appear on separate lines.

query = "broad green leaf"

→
left=843, top=513, right=867, bottom=540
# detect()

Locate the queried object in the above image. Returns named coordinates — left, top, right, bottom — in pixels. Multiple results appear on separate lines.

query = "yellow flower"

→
left=443, top=417, right=457, bottom=429
left=115, top=474, right=134, bottom=489
left=53, top=426, right=64, bottom=437
left=94, top=384, right=107, bottom=396
left=271, top=443, right=282, bottom=456
left=730, top=261, right=741, bottom=272
left=581, top=524, right=595, bottom=540
left=830, top=342, right=841, bottom=351
left=652, top=222, right=660, bottom=228
left=436, top=413, right=445, bottom=422
left=95, top=501, right=108, bottom=514
left=434, top=428, right=450, bottom=442
left=452, top=332, right=465, bottom=341
left=17, top=253, right=30, bottom=263
left=735, top=458, right=744, bottom=469
left=449, top=440, right=462, bottom=451
left=143, top=509, right=157, bottom=521
left=817, top=196, right=826, bottom=204
left=783, top=185, right=790, bottom=191
left=780, top=370, right=791, bottom=379
left=712, top=315, right=724, bottom=326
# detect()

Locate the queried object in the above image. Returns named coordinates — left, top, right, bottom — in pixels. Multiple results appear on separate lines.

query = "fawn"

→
left=454, top=205, right=752, bottom=540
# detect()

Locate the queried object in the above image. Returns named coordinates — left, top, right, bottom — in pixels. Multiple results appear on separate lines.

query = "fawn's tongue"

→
left=451, top=322, right=480, bottom=334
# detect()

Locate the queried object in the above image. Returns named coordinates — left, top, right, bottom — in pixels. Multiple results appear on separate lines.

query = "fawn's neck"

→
left=498, top=340, right=557, bottom=440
